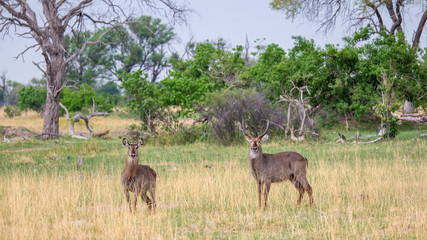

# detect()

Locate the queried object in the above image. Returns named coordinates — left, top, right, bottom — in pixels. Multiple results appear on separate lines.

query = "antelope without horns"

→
left=240, top=119, right=313, bottom=209
left=122, top=138, right=157, bottom=213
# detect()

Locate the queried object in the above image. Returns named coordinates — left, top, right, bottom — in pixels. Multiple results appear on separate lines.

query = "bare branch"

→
left=32, top=61, right=46, bottom=76
left=61, top=0, right=92, bottom=28
left=412, top=9, right=427, bottom=49
left=55, top=0, right=67, bottom=10
left=15, top=43, right=39, bottom=60
left=63, top=21, right=122, bottom=65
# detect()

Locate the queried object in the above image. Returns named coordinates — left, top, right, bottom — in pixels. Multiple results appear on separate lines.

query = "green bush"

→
left=17, top=86, right=46, bottom=113
left=4, top=105, right=22, bottom=118
left=385, top=117, right=399, bottom=139
left=60, top=84, right=115, bottom=114
left=149, top=126, right=201, bottom=146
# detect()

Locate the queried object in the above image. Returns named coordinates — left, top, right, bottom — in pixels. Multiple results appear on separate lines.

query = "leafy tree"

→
left=29, top=77, right=47, bottom=89
left=64, top=16, right=176, bottom=85
left=96, top=81, right=121, bottom=95
left=97, top=16, right=176, bottom=82
left=160, top=41, right=245, bottom=113
left=249, top=28, right=425, bottom=122
left=0, top=70, right=7, bottom=106
left=17, top=86, right=47, bottom=113
left=120, top=70, right=163, bottom=131
left=0, top=90, right=3, bottom=106
left=269, top=0, right=427, bottom=48
left=0, top=1, right=188, bottom=138
left=4, top=80, right=24, bottom=106
left=355, top=28, right=426, bottom=108
left=64, top=31, right=109, bottom=87
left=60, top=84, right=114, bottom=114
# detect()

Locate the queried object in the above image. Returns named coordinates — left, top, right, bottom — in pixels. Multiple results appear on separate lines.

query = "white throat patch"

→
left=249, top=151, right=259, bottom=159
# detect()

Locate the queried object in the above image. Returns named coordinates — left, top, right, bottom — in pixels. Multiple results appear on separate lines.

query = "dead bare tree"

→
left=277, top=81, right=313, bottom=140
left=0, top=0, right=189, bottom=139
left=59, top=98, right=109, bottom=139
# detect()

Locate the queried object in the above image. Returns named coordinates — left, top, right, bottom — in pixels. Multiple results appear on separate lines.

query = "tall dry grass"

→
left=0, top=139, right=426, bottom=239
left=0, top=109, right=140, bottom=137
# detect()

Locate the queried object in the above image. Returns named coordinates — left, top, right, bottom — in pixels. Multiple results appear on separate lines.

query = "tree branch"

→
left=412, top=9, right=427, bottom=49
left=385, top=0, right=403, bottom=34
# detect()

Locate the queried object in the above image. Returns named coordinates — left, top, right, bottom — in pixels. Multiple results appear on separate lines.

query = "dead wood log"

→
left=357, top=137, right=383, bottom=144
left=59, top=99, right=109, bottom=138
left=73, top=112, right=109, bottom=134
left=392, top=113, right=427, bottom=123
left=92, top=130, right=110, bottom=137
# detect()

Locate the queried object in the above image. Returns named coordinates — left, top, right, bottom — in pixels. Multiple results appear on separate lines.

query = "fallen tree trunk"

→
left=420, top=133, right=427, bottom=138
left=392, top=113, right=427, bottom=123
left=59, top=99, right=109, bottom=139
left=357, top=137, right=383, bottom=144
left=73, top=112, right=109, bottom=134
left=92, top=130, right=110, bottom=137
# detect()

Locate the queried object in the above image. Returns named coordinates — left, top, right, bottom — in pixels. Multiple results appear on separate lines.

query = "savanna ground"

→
left=0, top=110, right=426, bottom=239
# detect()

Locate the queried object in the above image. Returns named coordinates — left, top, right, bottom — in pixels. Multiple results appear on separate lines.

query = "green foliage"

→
left=125, top=124, right=146, bottom=142
left=0, top=90, right=4, bottom=106
left=4, top=105, right=22, bottom=118
left=161, top=41, right=245, bottom=113
left=149, top=126, right=201, bottom=146
left=385, top=117, right=399, bottom=139
left=17, top=86, right=47, bottom=113
left=96, top=81, right=120, bottom=95
left=4, top=80, right=24, bottom=105
left=60, top=84, right=114, bottom=114
left=247, top=27, right=425, bottom=122
left=358, top=29, right=426, bottom=107
left=118, top=26, right=424, bottom=143
left=120, top=70, right=163, bottom=128
left=64, top=31, right=108, bottom=86
left=64, top=16, right=176, bottom=85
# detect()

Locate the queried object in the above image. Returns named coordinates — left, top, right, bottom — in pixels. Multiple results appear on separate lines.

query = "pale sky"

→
left=0, top=0, right=423, bottom=84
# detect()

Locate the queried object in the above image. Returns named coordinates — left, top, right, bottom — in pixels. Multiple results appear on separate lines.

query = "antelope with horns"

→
left=240, top=119, right=313, bottom=209
left=122, top=138, right=156, bottom=213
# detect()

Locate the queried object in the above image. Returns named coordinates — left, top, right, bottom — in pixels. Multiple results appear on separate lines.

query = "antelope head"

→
left=241, top=119, right=270, bottom=154
left=122, top=138, right=144, bottom=162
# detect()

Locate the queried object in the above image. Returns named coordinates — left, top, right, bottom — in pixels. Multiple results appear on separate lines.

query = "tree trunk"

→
left=42, top=91, right=61, bottom=138
left=41, top=47, right=66, bottom=138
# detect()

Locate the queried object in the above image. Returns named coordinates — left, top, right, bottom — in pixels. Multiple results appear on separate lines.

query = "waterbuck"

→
left=122, top=138, right=156, bottom=213
left=240, top=120, right=313, bottom=209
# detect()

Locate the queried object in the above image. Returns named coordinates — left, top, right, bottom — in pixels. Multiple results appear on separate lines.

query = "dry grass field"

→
left=0, top=109, right=140, bottom=137
left=0, top=111, right=426, bottom=239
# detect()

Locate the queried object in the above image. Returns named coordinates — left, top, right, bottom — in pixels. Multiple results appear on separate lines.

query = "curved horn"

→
left=241, top=119, right=252, bottom=138
left=258, top=120, right=270, bottom=138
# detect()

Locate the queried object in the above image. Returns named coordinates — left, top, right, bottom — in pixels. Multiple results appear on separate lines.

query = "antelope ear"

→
left=122, top=138, right=129, bottom=146
left=137, top=139, right=144, bottom=148
left=260, top=134, right=269, bottom=143
left=245, top=136, right=252, bottom=143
